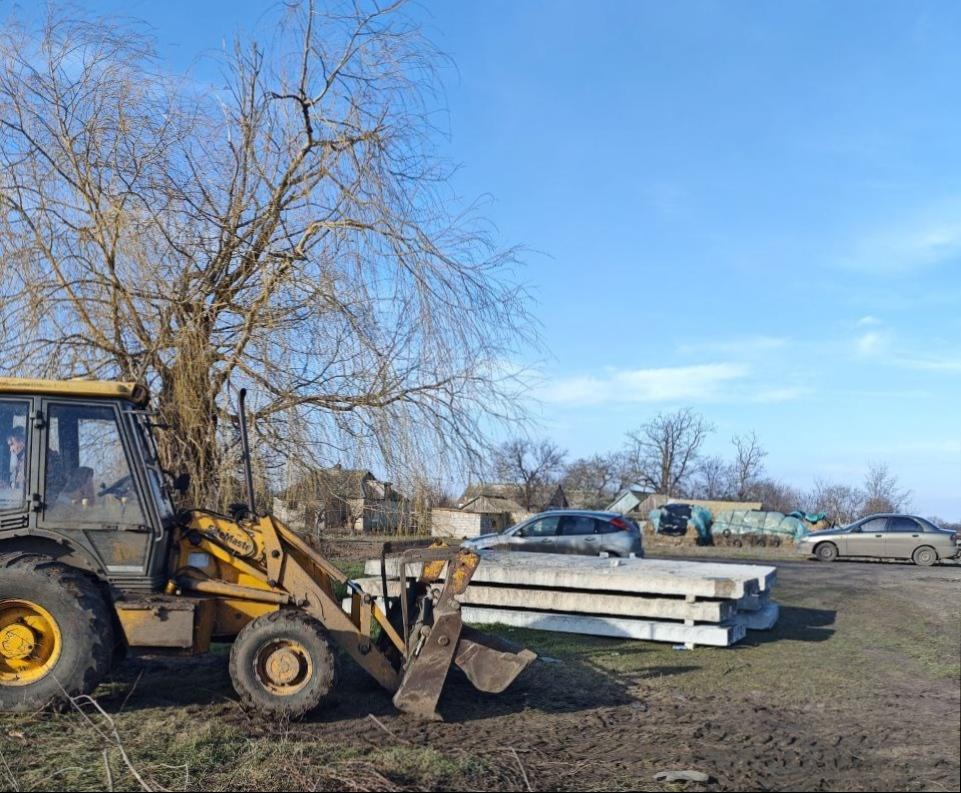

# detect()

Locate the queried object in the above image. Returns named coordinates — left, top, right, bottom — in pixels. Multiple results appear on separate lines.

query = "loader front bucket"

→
left=388, top=547, right=536, bottom=720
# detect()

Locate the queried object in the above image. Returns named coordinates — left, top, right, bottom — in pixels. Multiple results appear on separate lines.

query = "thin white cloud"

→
left=857, top=315, right=882, bottom=326
left=849, top=326, right=961, bottom=374
left=541, top=363, right=750, bottom=406
left=855, top=331, right=885, bottom=357
left=842, top=202, right=961, bottom=275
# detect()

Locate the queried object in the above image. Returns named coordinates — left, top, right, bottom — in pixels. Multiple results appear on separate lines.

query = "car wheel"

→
left=815, top=542, right=838, bottom=562
left=912, top=546, right=937, bottom=567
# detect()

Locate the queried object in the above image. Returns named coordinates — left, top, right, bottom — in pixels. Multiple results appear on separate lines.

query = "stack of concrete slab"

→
left=355, top=551, right=778, bottom=648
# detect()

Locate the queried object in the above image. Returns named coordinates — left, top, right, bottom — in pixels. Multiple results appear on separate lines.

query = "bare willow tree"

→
left=0, top=2, right=534, bottom=506
left=624, top=408, right=713, bottom=497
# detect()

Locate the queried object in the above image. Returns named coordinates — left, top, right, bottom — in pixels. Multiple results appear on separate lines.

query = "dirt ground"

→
left=1, top=551, right=958, bottom=792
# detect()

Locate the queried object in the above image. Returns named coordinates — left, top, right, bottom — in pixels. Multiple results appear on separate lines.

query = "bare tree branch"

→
left=0, top=2, right=536, bottom=507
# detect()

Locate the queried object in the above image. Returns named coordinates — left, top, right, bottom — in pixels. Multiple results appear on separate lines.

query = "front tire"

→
left=912, top=546, right=938, bottom=567
left=0, top=552, right=113, bottom=712
left=815, top=542, right=839, bottom=562
left=229, top=610, right=336, bottom=718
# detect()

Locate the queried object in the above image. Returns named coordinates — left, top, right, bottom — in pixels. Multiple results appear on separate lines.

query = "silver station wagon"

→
left=797, top=513, right=959, bottom=566
left=463, top=510, right=644, bottom=557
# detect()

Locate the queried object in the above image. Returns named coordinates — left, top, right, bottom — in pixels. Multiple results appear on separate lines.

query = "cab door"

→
left=38, top=401, right=155, bottom=578
left=0, top=398, right=33, bottom=533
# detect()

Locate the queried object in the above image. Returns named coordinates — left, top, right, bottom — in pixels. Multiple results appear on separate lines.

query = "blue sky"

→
left=58, top=1, right=961, bottom=517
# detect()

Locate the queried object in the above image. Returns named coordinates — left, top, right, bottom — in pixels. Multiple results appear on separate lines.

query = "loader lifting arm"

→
left=170, top=510, right=535, bottom=719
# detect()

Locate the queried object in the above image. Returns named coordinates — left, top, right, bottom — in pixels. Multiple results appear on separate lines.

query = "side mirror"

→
left=172, top=472, right=191, bottom=494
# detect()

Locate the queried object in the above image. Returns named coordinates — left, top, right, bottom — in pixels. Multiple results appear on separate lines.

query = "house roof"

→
left=458, top=493, right=525, bottom=514
left=606, top=486, right=655, bottom=514
left=459, top=482, right=564, bottom=512
left=278, top=466, right=403, bottom=502
left=459, top=483, right=518, bottom=501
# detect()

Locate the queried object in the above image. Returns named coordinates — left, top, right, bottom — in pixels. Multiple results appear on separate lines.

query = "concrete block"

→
left=348, top=577, right=737, bottom=622
left=729, top=601, right=779, bottom=631
left=459, top=606, right=747, bottom=647
left=365, top=552, right=770, bottom=600
left=736, top=591, right=771, bottom=612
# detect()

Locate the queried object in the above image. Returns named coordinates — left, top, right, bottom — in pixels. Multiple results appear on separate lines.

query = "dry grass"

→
left=1, top=556, right=958, bottom=791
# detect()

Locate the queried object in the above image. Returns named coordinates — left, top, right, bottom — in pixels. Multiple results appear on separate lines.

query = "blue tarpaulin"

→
left=711, top=510, right=811, bottom=541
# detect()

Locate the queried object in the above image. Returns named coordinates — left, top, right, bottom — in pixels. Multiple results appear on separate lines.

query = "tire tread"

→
left=0, top=551, right=113, bottom=710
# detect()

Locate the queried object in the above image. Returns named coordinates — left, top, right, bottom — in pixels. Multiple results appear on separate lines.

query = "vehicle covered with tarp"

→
left=649, top=503, right=713, bottom=542
left=711, top=509, right=811, bottom=544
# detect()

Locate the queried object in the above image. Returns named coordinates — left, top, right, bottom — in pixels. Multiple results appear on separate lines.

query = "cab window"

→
left=44, top=404, right=144, bottom=526
left=132, top=414, right=174, bottom=522
left=0, top=400, right=30, bottom=511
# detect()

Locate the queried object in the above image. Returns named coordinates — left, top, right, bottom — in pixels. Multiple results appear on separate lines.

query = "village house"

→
left=273, top=465, right=410, bottom=534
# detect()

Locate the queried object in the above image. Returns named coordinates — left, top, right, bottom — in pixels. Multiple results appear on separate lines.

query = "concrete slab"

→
left=459, top=606, right=747, bottom=647
left=349, top=577, right=737, bottom=622
left=365, top=552, right=770, bottom=599
left=736, top=592, right=771, bottom=612
left=729, top=601, right=780, bottom=631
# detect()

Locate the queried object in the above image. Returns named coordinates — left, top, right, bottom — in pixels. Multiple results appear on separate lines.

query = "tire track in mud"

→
left=327, top=672, right=960, bottom=792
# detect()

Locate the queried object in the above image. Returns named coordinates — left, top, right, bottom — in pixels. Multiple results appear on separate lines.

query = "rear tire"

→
left=815, top=542, right=838, bottom=562
left=912, top=546, right=937, bottom=567
left=229, top=610, right=335, bottom=718
left=0, top=552, right=113, bottom=712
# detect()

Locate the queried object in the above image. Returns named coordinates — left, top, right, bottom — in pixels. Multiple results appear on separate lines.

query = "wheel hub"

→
left=0, top=624, right=36, bottom=660
left=265, top=648, right=301, bottom=685
left=0, top=599, right=62, bottom=686
left=255, top=639, right=312, bottom=695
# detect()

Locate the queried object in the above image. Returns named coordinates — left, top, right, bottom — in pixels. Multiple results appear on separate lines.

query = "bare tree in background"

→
left=730, top=432, right=768, bottom=500
left=750, top=478, right=803, bottom=514
left=493, top=439, right=566, bottom=511
left=694, top=454, right=733, bottom=500
left=810, top=480, right=863, bottom=526
left=860, top=462, right=911, bottom=516
left=0, top=2, right=534, bottom=506
left=624, top=408, right=713, bottom=496
left=561, top=452, right=626, bottom=509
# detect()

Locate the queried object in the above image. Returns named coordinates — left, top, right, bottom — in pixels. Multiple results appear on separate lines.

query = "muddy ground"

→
left=1, top=551, right=958, bottom=792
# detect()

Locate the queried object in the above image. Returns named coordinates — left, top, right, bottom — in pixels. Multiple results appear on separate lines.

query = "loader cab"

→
left=0, top=379, right=175, bottom=591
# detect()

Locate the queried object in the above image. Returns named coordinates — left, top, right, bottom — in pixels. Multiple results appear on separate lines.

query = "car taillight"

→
left=609, top=517, right=630, bottom=531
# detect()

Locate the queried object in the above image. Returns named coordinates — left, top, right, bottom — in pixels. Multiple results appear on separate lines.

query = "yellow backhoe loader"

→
left=0, top=378, right=534, bottom=719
